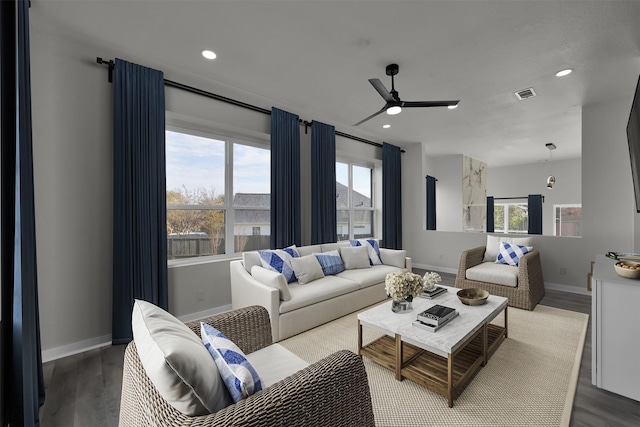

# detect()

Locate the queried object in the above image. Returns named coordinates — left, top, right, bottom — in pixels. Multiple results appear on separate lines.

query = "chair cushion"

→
left=251, top=265, right=291, bottom=301
left=379, top=248, right=407, bottom=268
left=295, top=244, right=323, bottom=256
left=291, top=254, right=325, bottom=284
left=483, top=235, right=533, bottom=262
left=349, top=239, right=383, bottom=265
left=258, top=246, right=299, bottom=282
left=201, top=323, right=263, bottom=403
left=336, top=265, right=403, bottom=289
left=314, top=250, right=345, bottom=275
left=466, top=262, right=519, bottom=287
left=131, top=300, right=232, bottom=416
left=340, top=246, right=371, bottom=269
left=242, top=251, right=262, bottom=273
left=279, top=276, right=361, bottom=313
left=245, top=344, right=309, bottom=388
left=320, top=241, right=350, bottom=252
left=496, top=242, right=529, bottom=266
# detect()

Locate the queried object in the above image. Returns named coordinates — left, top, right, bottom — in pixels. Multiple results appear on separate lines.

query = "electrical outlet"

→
left=559, top=267, right=566, bottom=275
left=196, top=289, right=205, bottom=301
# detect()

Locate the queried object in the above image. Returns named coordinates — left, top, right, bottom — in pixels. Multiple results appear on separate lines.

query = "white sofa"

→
left=230, top=241, right=412, bottom=342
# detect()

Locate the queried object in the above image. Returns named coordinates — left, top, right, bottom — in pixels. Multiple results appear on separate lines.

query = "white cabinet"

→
left=591, top=255, right=640, bottom=401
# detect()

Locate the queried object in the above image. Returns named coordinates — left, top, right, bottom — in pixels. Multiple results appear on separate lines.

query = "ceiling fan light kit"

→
left=353, top=63, right=460, bottom=126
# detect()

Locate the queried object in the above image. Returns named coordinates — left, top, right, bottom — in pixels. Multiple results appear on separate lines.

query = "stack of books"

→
left=421, top=286, right=447, bottom=299
left=412, top=304, right=458, bottom=332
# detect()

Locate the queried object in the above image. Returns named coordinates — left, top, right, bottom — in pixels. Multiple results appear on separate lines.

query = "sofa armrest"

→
left=120, top=347, right=375, bottom=427
left=457, top=246, right=486, bottom=279
left=185, top=305, right=272, bottom=354
left=517, top=249, right=544, bottom=291
left=230, top=259, right=281, bottom=342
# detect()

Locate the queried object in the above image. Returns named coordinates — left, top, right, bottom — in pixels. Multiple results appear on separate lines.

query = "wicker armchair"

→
left=119, top=305, right=375, bottom=427
left=455, top=246, right=545, bottom=310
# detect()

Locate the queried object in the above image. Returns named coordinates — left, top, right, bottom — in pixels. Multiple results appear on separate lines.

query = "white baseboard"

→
left=42, top=304, right=233, bottom=363
left=412, top=263, right=591, bottom=296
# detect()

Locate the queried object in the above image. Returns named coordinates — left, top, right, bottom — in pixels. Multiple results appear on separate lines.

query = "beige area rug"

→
left=279, top=303, right=589, bottom=427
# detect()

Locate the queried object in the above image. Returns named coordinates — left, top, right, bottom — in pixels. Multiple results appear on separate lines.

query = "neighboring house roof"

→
left=233, top=184, right=371, bottom=225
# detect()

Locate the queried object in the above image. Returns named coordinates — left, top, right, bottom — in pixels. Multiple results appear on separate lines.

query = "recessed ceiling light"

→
left=202, top=50, right=217, bottom=60
left=383, top=124, right=391, bottom=129
left=555, top=68, right=572, bottom=77
left=448, top=103, right=458, bottom=110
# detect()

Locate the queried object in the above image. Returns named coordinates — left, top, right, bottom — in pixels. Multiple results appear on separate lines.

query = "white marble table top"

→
left=357, top=286, right=508, bottom=357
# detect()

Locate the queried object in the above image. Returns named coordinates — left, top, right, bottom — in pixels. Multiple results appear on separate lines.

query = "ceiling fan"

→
left=353, top=63, right=460, bottom=126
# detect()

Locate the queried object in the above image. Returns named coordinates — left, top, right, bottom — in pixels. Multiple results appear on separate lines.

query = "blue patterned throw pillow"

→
left=349, top=239, right=382, bottom=265
left=314, top=250, right=345, bottom=275
left=496, top=241, right=529, bottom=266
left=201, top=323, right=263, bottom=403
left=258, top=246, right=299, bottom=283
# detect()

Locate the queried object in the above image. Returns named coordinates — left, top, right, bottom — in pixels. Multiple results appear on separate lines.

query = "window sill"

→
left=168, top=254, right=241, bottom=268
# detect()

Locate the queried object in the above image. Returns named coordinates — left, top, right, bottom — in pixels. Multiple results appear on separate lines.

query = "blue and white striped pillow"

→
left=349, top=239, right=382, bottom=265
left=314, top=250, right=345, bottom=275
left=201, top=323, right=263, bottom=403
left=258, top=246, right=299, bottom=282
left=496, top=242, right=529, bottom=266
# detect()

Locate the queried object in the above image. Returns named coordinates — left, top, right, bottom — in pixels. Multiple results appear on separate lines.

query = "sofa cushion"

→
left=295, top=244, right=323, bottom=257
left=320, top=241, right=350, bottom=252
left=131, top=300, right=232, bottom=416
left=379, top=248, right=407, bottom=268
left=466, top=261, right=519, bottom=287
left=251, top=265, right=291, bottom=301
left=340, top=246, right=371, bottom=270
left=349, top=239, right=382, bottom=265
left=258, top=247, right=299, bottom=282
left=279, top=276, right=361, bottom=313
left=201, top=323, right=263, bottom=403
left=291, top=254, right=325, bottom=284
left=314, top=250, right=345, bottom=275
left=245, top=343, right=309, bottom=388
left=496, top=242, right=529, bottom=266
left=336, top=264, right=403, bottom=288
left=483, top=235, right=532, bottom=262
left=242, top=251, right=262, bottom=273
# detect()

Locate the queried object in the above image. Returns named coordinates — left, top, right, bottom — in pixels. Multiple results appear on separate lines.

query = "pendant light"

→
left=545, top=143, right=557, bottom=189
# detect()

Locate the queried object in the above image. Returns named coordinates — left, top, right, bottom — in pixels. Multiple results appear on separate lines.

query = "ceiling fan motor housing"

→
left=386, top=63, right=399, bottom=76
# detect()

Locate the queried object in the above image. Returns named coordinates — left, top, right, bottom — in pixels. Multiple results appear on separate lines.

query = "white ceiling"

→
left=32, top=0, right=640, bottom=166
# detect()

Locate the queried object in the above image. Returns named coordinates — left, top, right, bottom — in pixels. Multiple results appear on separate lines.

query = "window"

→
left=336, top=162, right=375, bottom=240
left=166, top=129, right=270, bottom=260
left=494, top=203, right=528, bottom=234
left=554, top=204, right=582, bottom=237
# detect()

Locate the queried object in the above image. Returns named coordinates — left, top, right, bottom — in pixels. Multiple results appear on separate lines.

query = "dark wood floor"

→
left=40, top=270, right=640, bottom=427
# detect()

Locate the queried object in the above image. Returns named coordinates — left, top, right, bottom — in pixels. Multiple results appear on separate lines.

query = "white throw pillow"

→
left=290, top=254, right=325, bottom=284
left=131, top=300, right=232, bottom=416
left=250, top=265, right=291, bottom=301
left=379, top=248, right=407, bottom=268
left=483, top=235, right=533, bottom=262
left=201, top=323, right=263, bottom=403
left=349, top=239, right=383, bottom=265
left=340, top=245, right=371, bottom=269
left=242, top=251, right=262, bottom=273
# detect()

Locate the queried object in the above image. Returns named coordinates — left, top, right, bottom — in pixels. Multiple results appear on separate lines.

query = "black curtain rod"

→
left=494, top=196, right=545, bottom=202
left=97, top=57, right=400, bottom=152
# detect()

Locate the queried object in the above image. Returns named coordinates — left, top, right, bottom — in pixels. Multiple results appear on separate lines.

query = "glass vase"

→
left=391, top=299, right=413, bottom=313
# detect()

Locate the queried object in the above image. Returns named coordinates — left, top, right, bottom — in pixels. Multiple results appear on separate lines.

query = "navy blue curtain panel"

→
left=382, top=143, right=402, bottom=249
left=270, top=108, right=301, bottom=249
left=311, top=121, right=337, bottom=244
left=426, top=175, right=437, bottom=231
left=112, top=59, right=168, bottom=344
left=528, top=194, right=543, bottom=235
left=486, top=196, right=495, bottom=232
left=0, top=0, right=46, bottom=424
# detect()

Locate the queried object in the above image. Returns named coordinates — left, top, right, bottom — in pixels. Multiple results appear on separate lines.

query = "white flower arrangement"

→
left=422, top=271, right=442, bottom=291
left=384, top=271, right=424, bottom=302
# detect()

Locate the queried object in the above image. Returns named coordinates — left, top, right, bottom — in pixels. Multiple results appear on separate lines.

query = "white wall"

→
left=489, top=158, right=582, bottom=236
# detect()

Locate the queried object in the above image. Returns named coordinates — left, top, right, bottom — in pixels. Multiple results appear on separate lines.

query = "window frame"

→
left=553, top=203, right=582, bottom=237
left=494, top=202, right=529, bottom=234
left=166, top=125, right=270, bottom=264
left=336, top=160, right=376, bottom=240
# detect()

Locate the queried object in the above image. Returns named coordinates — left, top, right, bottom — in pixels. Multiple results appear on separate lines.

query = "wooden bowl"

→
left=457, top=288, right=490, bottom=306
left=614, top=261, right=640, bottom=279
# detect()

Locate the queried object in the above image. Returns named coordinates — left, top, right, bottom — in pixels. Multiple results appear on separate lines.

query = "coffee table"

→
left=357, top=286, right=508, bottom=407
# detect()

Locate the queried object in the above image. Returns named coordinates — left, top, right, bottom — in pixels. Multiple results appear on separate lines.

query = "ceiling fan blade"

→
left=368, top=79, right=394, bottom=103
left=402, top=100, right=460, bottom=108
left=353, top=106, right=387, bottom=126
